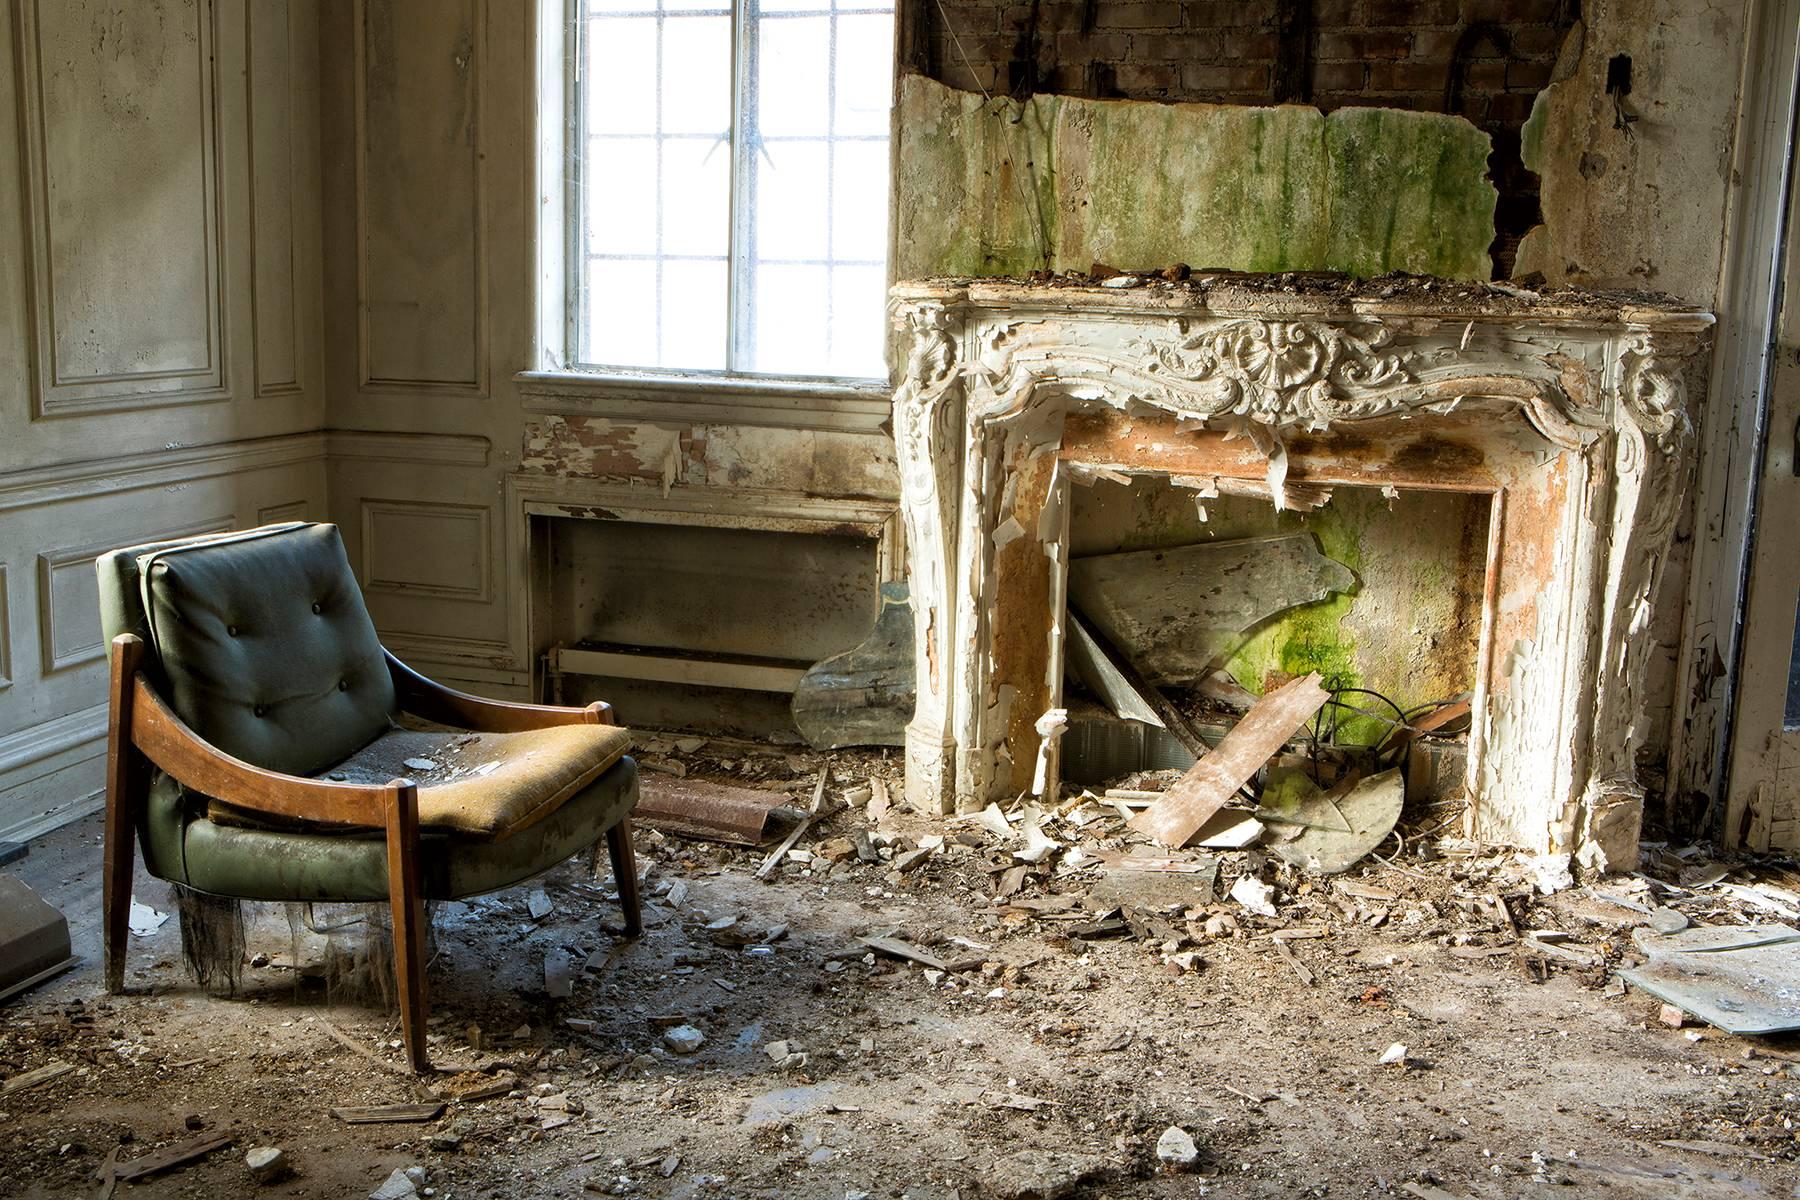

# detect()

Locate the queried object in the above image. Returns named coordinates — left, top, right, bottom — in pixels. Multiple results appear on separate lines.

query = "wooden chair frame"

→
left=102, top=633, right=640, bottom=1073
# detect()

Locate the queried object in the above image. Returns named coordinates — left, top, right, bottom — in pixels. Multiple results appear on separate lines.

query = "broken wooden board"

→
left=1266, top=768, right=1404, bottom=875
left=331, top=1102, right=447, bottom=1124
left=792, top=581, right=914, bottom=750
left=1, top=1059, right=74, bottom=1095
left=1067, top=535, right=1356, bottom=685
left=114, top=1133, right=234, bottom=1182
left=636, top=776, right=801, bottom=846
left=1619, top=923, right=1800, bottom=1034
left=1130, top=672, right=1330, bottom=848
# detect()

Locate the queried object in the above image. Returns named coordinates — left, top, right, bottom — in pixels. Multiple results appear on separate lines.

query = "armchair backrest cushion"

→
left=102, top=523, right=396, bottom=777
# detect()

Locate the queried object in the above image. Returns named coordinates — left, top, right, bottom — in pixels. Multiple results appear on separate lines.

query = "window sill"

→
left=515, top=369, right=894, bottom=434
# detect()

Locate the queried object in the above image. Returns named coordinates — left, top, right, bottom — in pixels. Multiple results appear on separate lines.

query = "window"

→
left=569, top=0, right=894, bottom=381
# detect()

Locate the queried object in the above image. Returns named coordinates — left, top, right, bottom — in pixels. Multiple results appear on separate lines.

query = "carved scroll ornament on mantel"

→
left=887, top=278, right=1713, bottom=872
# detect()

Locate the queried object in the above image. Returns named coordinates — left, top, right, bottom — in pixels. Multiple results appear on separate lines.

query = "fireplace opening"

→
left=1058, top=470, right=1492, bottom=824
left=535, top=514, right=881, bottom=739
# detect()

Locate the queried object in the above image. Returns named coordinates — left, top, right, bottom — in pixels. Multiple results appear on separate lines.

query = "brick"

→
left=1095, top=2, right=1185, bottom=30
left=1510, top=25, right=1565, bottom=55
left=1463, top=0, right=1565, bottom=21
left=1410, top=29, right=1461, bottom=59
left=1315, top=30, right=1412, bottom=60
left=1216, top=29, right=1279, bottom=58
left=1004, top=2, right=1092, bottom=33
left=1113, top=62, right=1182, bottom=92
left=1183, top=0, right=1278, bottom=27
left=1179, top=62, right=1270, bottom=93
left=1367, top=60, right=1451, bottom=92
left=1461, top=60, right=1507, bottom=90
left=1129, top=31, right=1224, bottom=60
left=932, top=1, right=1004, bottom=35
left=1485, top=91, right=1539, bottom=123
left=1060, top=30, right=1132, bottom=58
left=1311, top=0, right=1360, bottom=22
left=1311, top=60, right=1367, bottom=91
left=1506, top=59, right=1554, bottom=90
left=1365, top=0, right=1457, bottom=25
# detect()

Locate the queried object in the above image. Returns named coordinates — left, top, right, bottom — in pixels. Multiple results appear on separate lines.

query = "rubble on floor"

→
left=7, top=733, right=1800, bottom=1197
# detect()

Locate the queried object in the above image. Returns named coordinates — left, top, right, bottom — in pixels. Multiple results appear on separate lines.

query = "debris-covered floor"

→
left=6, top=739, right=1800, bottom=1199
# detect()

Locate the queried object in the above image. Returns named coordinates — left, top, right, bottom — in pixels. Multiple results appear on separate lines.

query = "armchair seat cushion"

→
left=175, top=758, right=639, bottom=903
left=206, top=722, right=633, bottom=840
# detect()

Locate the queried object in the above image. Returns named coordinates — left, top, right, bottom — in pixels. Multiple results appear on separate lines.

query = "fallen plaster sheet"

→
left=1064, top=610, right=1164, bottom=727
left=1265, top=768, right=1405, bottom=875
left=1130, top=672, right=1331, bottom=848
left=1619, top=924, right=1800, bottom=1035
left=1068, top=535, right=1357, bottom=686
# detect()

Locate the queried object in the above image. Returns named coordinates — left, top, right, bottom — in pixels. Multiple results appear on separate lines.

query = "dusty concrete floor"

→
left=4, top=746, right=1800, bottom=1199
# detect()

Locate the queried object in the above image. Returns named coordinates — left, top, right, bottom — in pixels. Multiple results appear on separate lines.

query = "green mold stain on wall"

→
left=895, top=76, right=1499, bottom=282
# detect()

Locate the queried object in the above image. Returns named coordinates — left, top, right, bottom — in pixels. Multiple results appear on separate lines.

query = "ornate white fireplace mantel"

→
left=890, top=277, right=1712, bottom=868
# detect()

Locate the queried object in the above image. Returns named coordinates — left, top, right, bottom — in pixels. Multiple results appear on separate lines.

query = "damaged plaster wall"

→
left=894, top=75, right=1500, bottom=280
left=1513, top=0, right=1749, bottom=776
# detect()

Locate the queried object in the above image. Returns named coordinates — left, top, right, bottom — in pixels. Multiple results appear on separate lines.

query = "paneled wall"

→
left=0, top=0, right=329, bottom=840
left=315, top=0, right=901, bottom=701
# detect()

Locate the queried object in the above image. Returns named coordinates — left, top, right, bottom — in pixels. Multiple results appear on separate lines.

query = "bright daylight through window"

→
left=572, top=0, right=894, bottom=380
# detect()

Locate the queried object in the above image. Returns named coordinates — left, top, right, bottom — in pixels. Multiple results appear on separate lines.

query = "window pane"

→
left=757, top=16, right=831, bottom=138
left=661, top=259, right=728, bottom=370
left=661, top=138, right=730, bottom=257
left=585, top=259, right=659, bottom=368
left=661, top=15, right=731, bottom=134
left=831, top=139, right=888, bottom=263
left=752, top=264, right=830, bottom=375
left=585, top=18, right=656, bottom=135
left=754, top=140, right=829, bottom=262
left=835, top=14, right=894, bottom=137
left=585, top=137, right=658, bottom=254
left=828, top=265, right=886, bottom=377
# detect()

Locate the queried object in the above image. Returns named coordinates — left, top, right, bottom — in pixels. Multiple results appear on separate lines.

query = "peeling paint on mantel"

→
left=891, top=277, right=1712, bottom=870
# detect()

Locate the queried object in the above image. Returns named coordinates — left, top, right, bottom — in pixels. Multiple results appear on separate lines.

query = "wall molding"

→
left=516, top=370, right=894, bottom=435
left=360, top=498, right=494, bottom=602
left=12, top=0, right=231, bottom=417
left=0, top=703, right=108, bottom=845
left=326, top=430, right=491, bottom=466
left=0, top=562, right=11, bottom=690
left=247, top=0, right=307, bottom=398
left=352, top=0, right=490, bottom=395
left=37, top=515, right=234, bottom=674
left=0, top=432, right=327, bottom=514
left=0, top=702, right=106, bottom=780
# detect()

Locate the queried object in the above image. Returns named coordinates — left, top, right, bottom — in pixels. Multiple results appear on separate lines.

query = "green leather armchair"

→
left=96, top=522, right=640, bottom=1072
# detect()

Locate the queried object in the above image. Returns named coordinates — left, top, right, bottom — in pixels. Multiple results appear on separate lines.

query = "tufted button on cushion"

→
left=312, top=601, right=323, bottom=614
left=135, top=524, right=396, bottom=777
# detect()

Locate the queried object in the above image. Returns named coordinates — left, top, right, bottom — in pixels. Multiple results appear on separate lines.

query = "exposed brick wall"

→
left=907, top=0, right=1580, bottom=275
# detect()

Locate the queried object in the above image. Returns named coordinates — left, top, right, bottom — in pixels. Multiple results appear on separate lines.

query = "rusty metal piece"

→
left=636, top=777, right=801, bottom=846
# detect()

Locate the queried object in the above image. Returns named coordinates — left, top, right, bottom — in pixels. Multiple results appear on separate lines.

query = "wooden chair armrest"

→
left=129, top=669, right=393, bottom=829
left=385, top=651, right=615, bottom=731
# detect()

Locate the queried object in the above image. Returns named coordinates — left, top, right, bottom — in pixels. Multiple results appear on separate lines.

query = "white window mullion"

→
left=728, top=0, right=759, bottom=372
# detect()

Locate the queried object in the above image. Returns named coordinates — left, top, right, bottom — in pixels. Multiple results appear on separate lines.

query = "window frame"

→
left=554, top=0, right=895, bottom=387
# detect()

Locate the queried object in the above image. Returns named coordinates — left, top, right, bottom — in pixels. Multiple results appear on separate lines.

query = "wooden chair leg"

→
left=606, top=819, right=642, bottom=938
left=103, top=635, right=145, bottom=994
left=384, top=780, right=430, bottom=1074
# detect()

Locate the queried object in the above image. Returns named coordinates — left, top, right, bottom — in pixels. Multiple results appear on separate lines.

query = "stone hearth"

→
left=890, top=277, right=1712, bottom=868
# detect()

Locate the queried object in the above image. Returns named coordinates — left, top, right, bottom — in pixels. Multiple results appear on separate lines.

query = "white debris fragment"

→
left=1014, top=806, right=1061, bottom=865
left=1030, top=707, right=1069, bottom=796
left=128, top=900, right=168, bottom=937
left=370, top=1168, right=419, bottom=1200
left=1531, top=853, right=1575, bottom=895
left=1155, top=1125, right=1200, bottom=1171
left=663, top=1025, right=705, bottom=1054
left=246, top=1146, right=288, bottom=1184
left=402, top=758, right=438, bottom=772
left=960, top=805, right=1013, bottom=839
left=1378, top=1042, right=1408, bottom=1066
left=1229, top=875, right=1277, bottom=918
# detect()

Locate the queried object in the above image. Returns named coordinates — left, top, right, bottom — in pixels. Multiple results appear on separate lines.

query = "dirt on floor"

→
left=4, top=738, right=1800, bottom=1200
